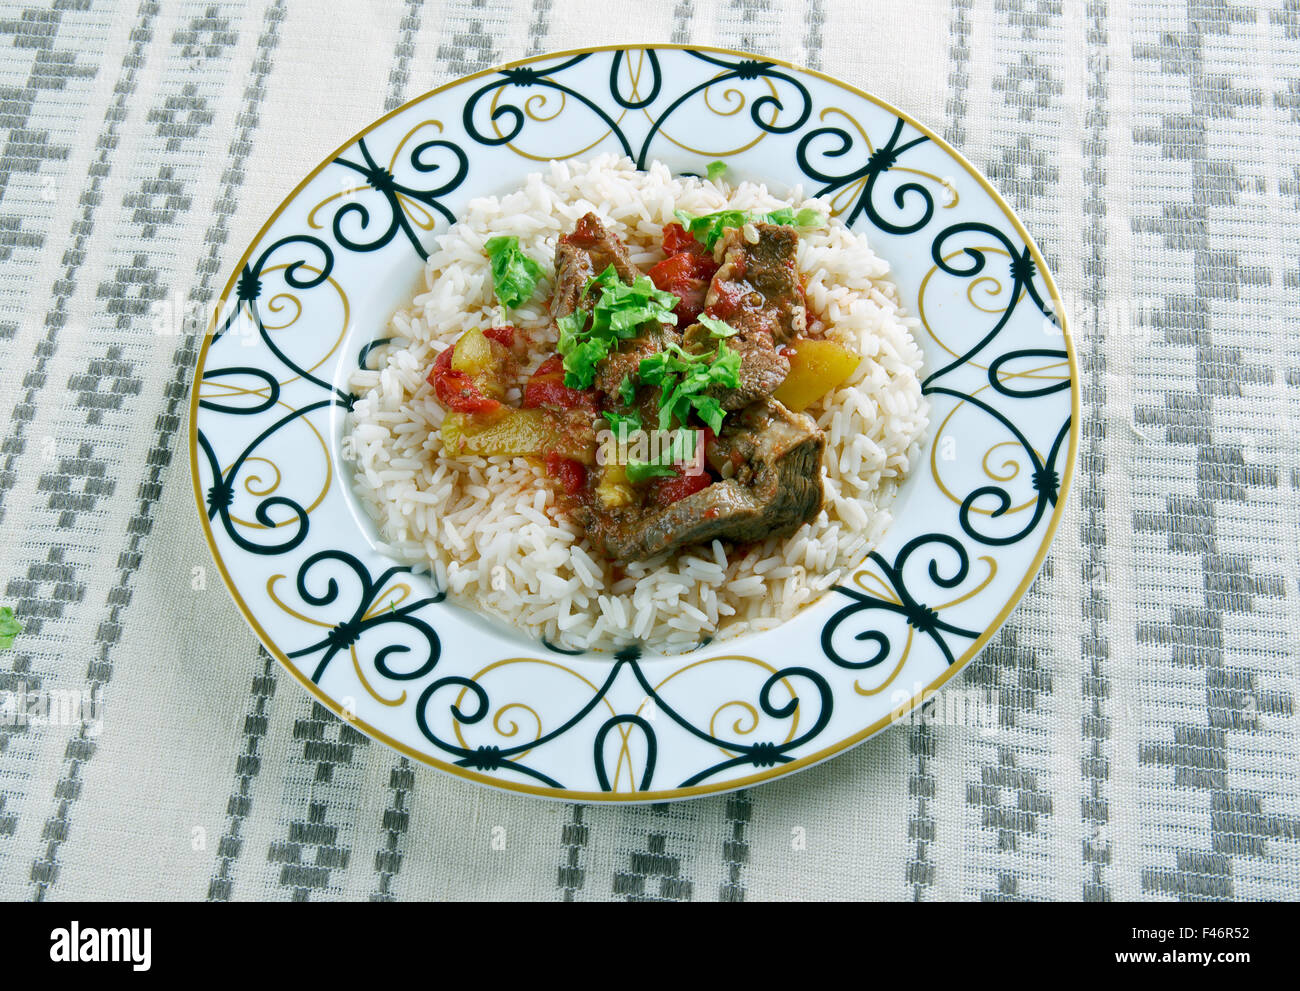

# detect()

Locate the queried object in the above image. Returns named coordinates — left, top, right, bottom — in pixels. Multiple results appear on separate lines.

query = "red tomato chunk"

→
left=650, top=224, right=719, bottom=326
left=544, top=452, right=586, bottom=495
left=427, top=347, right=501, bottom=415
left=523, top=355, right=598, bottom=411
left=483, top=324, right=515, bottom=348
left=650, top=467, right=712, bottom=506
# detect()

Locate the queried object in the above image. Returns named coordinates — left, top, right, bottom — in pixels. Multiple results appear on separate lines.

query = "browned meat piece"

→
left=551, top=212, right=643, bottom=318
left=593, top=323, right=680, bottom=398
left=551, top=213, right=680, bottom=404
left=683, top=319, right=788, bottom=407
left=686, top=223, right=808, bottom=410
left=575, top=398, right=824, bottom=561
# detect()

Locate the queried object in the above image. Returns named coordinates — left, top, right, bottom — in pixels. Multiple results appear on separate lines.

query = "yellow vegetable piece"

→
left=450, top=327, right=508, bottom=400
left=441, top=409, right=595, bottom=464
left=451, top=327, right=492, bottom=374
left=595, top=462, right=634, bottom=508
left=773, top=338, right=861, bottom=412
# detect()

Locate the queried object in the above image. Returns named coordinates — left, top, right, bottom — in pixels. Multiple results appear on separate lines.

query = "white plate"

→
left=190, top=45, right=1077, bottom=800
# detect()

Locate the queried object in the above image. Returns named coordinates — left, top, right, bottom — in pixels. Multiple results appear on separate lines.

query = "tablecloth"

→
left=0, top=0, right=1297, bottom=902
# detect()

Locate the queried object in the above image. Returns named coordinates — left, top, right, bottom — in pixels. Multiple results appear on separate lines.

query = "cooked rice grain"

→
left=347, top=155, right=928, bottom=654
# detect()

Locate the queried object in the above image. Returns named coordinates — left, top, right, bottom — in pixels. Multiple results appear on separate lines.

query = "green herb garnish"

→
left=638, top=341, right=740, bottom=434
left=761, top=206, right=824, bottom=228
left=485, top=235, right=545, bottom=309
left=617, top=374, right=636, bottom=406
left=0, top=607, right=22, bottom=650
left=625, top=460, right=679, bottom=484
left=626, top=431, right=698, bottom=484
left=672, top=206, right=826, bottom=250
left=696, top=315, right=738, bottom=339
left=557, top=265, right=679, bottom=389
left=705, top=160, right=728, bottom=183
left=601, top=408, right=642, bottom=436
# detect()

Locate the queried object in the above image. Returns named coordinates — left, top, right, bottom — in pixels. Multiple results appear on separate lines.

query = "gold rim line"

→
left=187, top=42, right=1081, bottom=803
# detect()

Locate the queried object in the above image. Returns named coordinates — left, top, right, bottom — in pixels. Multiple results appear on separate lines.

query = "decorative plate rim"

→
left=188, top=42, right=1079, bottom=802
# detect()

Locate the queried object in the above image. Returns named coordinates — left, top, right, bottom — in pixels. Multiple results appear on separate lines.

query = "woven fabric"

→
left=0, top=0, right=1297, bottom=902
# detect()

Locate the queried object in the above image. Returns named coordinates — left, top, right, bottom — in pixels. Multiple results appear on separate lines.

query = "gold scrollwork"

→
left=846, top=553, right=995, bottom=697
left=929, top=372, right=1067, bottom=517
left=814, top=107, right=960, bottom=218
left=450, top=658, right=616, bottom=765
left=650, top=655, right=801, bottom=758
left=488, top=76, right=627, bottom=161
left=218, top=403, right=332, bottom=528
left=647, top=71, right=781, bottom=158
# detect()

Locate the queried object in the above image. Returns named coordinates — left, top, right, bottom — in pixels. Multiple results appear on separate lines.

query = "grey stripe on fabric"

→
left=801, top=0, right=825, bottom=70
left=267, top=701, right=369, bottom=900
left=208, top=649, right=278, bottom=901
left=1132, top=2, right=1289, bottom=901
left=670, top=2, right=692, bottom=44
left=24, top=0, right=275, bottom=901
left=433, top=0, right=514, bottom=78
left=719, top=790, right=752, bottom=902
left=906, top=719, right=936, bottom=900
left=0, top=1, right=158, bottom=529
left=943, top=0, right=971, bottom=150
left=200, top=0, right=289, bottom=903
left=1080, top=0, right=1111, bottom=903
left=0, top=0, right=160, bottom=896
left=0, top=4, right=102, bottom=268
left=371, top=758, right=414, bottom=901
left=527, top=0, right=552, bottom=55
left=557, top=803, right=588, bottom=901
left=384, top=0, right=424, bottom=112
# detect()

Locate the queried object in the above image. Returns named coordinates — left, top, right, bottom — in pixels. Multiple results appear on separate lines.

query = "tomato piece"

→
left=427, top=346, right=502, bottom=415
left=483, top=324, right=515, bottom=348
left=705, top=281, right=749, bottom=321
left=649, top=251, right=717, bottom=286
left=563, top=214, right=603, bottom=248
left=544, top=452, right=586, bottom=495
left=649, top=251, right=719, bottom=326
left=435, top=371, right=502, bottom=414
left=651, top=467, right=711, bottom=506
left=523, top=355, right=598, bottom=411
left=661, top=222, right=702, bottom=256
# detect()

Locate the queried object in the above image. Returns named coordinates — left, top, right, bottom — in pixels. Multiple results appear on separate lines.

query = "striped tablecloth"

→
left=1, top=0, right=1297, bottom=901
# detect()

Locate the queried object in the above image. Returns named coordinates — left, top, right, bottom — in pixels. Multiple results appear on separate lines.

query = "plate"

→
left=190, top=45, right=1077, bottom=801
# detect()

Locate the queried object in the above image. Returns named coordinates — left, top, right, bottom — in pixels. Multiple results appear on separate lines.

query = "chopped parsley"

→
left=0, top=606, right=21, bottom=650
left=637, top=341, right=740, bottom=434
left=557, top=265, right=679, bottom=389
left=762, top=206, right=825, bottom=228
left=672, top=206, right=826, bottom=250
left=626, top=430, right=698, bottom=484
left=617, top=374, right=636, bottom=406
left=625, top=460, right=678, bottom=484
left=485, top=235, right=545, bottom=309
left=705, top=160, right=728, bottom=183
left=696, top=315, right=738, bottom=339
left=601, top=408, right=642, bottom=437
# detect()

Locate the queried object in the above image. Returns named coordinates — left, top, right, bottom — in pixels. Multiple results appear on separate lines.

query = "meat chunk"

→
left=685, top=222, right=808, bottom=410
left=551, top=212, right=680, bottom=400
left=551, top=212, right=643, bottom=318
left=575, top=398, right=824, bottom=561
left=592, top=322, right=680, bottom=398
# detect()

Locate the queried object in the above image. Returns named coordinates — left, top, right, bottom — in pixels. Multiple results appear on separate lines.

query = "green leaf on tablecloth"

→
left=0, top=607, right=21, bottom=649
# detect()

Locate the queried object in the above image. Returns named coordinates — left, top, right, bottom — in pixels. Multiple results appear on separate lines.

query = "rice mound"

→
left=346, top=154, right=928, bottom=654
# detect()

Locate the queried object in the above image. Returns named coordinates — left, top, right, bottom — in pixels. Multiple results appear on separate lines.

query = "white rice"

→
left=346, top=155, right=928, bottom=654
